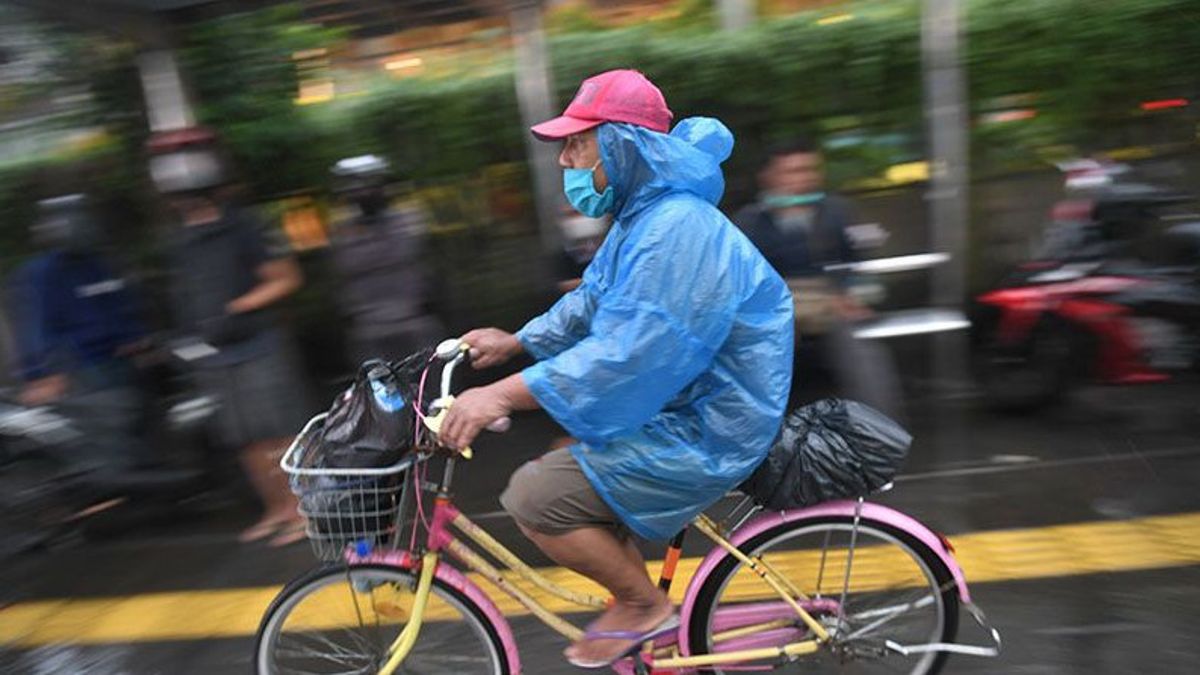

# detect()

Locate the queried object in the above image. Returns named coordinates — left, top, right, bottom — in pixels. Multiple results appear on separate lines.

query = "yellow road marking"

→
left=3, top=511, right=1200, bottom=647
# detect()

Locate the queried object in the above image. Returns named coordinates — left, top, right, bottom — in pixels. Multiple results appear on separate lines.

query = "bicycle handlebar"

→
left=430, top=338, right=511, bottom=445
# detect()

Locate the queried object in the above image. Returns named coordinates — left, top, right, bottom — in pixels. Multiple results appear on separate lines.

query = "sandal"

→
left=239, top=518, right=286, bottom=543
left=565, top=614, right=679, bottom=669
left=268, top=520, right=308, bottom=548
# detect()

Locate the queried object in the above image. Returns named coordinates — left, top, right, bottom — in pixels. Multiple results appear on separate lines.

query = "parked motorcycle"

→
left=0, top=357, right=221, bottom=559
left=971, top=179, right=1200, bottom=412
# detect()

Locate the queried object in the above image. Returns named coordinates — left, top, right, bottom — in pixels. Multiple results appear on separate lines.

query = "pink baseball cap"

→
left=531, top=69, right=673, bottom=141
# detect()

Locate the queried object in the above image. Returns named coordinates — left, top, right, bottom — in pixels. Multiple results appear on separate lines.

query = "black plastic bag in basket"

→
left=301, top=349, right=433, bottom=546
left=739, top=398, right=912, bottom=510
left=319, top=349, right=432, bottom=469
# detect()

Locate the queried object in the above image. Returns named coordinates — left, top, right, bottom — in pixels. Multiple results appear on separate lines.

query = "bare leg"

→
left=519, top=524, right=672, bottom=663
left=238, top=437, right=303, bottom=543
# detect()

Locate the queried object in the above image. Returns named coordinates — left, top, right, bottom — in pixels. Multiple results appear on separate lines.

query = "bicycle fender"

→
left=677, top=501, right=971, bottom=657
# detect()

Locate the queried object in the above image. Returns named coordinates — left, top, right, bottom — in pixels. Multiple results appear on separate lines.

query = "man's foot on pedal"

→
left=565, top=594, right=675, bottom=668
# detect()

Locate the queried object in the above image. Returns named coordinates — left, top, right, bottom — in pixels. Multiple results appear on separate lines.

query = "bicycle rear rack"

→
left=884, top=600, right=1002, bottom=658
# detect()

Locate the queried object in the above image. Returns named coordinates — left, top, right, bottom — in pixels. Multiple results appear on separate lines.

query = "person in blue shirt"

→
left=439, top=70, right=794, bottom=668
left=7, top=195, right=148, bottom=470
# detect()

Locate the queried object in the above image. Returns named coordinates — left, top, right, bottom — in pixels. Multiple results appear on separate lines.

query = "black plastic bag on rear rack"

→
left=739, top=398, right=912, bottom=510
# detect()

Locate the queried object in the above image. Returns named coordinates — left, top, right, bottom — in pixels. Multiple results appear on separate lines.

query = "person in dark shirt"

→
left=735, top=137, right=860, bottom=290
left=328, top=155, right=443, bottom=365
left=735, top=138, right=900, bottom=417
left=164, top=190, right=311, bottom=547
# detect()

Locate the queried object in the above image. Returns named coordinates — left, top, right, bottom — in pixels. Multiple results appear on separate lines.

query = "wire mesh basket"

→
left=282, top=414, right=415, bottom=562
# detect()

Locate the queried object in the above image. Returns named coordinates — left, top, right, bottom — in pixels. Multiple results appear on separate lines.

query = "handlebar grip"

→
left=485, top=417, right=512, bottom=433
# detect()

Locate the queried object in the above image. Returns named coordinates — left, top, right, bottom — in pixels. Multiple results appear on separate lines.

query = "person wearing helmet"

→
left=6, top=194, right=150, bottom=471
left=328, top=155, right=442, bottom=366
left=438, top=70, right=794, bottom=667
left=148, top=127, right=311, bottom=547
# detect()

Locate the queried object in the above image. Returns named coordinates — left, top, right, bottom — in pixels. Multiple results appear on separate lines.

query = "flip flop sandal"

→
left=268, top=521, right=308, bottom=548
left=566, top=614, right=679, bottom=669
left=239, top=519, right=286, bottom=543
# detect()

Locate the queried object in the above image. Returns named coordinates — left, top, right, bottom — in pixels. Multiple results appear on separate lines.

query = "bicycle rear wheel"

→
left=687, top=516, right=959, bottom=674
left=255, top=563, right=509, bottom=675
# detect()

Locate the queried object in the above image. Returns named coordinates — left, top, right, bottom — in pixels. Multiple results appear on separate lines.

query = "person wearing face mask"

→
left=734, top=137, right=862, bottom=324
left=437, top=70, right=793, bottom=668
left=6, top=194, right=150, bottom=470
left=734, top=140, right=903, bottom=418
left=328, top=155, right=442, bottom=366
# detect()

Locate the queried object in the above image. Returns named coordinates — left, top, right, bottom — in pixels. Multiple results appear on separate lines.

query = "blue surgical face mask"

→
left=763, top=192, right=826, bottom=209
left=564, top=161, right=615, bottom=217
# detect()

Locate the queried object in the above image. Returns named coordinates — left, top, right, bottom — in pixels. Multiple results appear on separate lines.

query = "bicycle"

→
left=255, top=339, right=1001, bottom=674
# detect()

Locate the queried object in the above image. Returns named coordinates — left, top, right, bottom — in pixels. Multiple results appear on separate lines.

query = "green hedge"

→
left=314, top=0, right=1199, bottom=198
left=4, top=0, right=1198, bottom=257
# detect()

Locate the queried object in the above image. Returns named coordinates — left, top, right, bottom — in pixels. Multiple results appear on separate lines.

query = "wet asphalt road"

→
left=3, top=381, right=1200, bottom=674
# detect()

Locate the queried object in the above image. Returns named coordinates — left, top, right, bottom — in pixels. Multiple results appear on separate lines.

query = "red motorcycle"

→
left=972, top=183, right=1200, bottom=412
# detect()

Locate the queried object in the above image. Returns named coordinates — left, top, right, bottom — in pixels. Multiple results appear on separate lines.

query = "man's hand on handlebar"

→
left=439, top=386, right=514, bottom=451
left=438, top=373, right=539, bottom=452
left=460, top=328, right=522, bottom=369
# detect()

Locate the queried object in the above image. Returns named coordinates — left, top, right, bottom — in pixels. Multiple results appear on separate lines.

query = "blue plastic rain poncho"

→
left=517, top=119, right=794, bottom=540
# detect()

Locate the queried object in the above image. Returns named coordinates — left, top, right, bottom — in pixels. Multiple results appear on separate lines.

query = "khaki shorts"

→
left=500, top=448, right=630, bottom=538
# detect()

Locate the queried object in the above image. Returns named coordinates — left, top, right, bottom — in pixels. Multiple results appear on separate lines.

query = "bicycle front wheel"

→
left=687, top=516, right=959, bottom=674
left=255, top=563, right=509, bottom=675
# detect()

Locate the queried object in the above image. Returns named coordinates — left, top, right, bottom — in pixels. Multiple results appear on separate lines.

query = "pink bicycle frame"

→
left=355, top=496, right=971, bottom=674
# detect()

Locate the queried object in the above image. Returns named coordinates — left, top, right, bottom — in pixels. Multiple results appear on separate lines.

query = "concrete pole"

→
left=509, top=0, right=563, bottom=254
left=922, top=0, right=972, bottom=525
left=921, top=0, right=970, bottom=390
left=717, top=0, right=754, bottom=32
left=136, top=50, right=196, bottom=132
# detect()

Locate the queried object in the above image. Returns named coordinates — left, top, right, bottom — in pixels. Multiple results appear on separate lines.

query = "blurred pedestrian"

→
left=555, top=208, right=609, bottom=293
left=328, top=155, right=443, bottom=366
left=735, top=137, right=902, bottom=417
left=150, top=128, right=309, bottom=547
left=6, top=195, right=150, bottom=472
left=547, top=209, right=610, bottom=451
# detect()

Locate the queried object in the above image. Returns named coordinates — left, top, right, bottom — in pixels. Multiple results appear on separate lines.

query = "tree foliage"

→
left=182, top=4, right=347, bottom=196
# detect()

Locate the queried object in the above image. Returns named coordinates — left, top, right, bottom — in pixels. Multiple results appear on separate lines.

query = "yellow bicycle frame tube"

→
left=377, top=550, right=439, bottom=675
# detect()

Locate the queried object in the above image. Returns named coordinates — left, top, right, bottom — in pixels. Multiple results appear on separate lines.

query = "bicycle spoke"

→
left=275, top=648, right=371, bottom=670
left=275, top=649, right=373, bottom=675
left=814, top=528, right=833, bottom=599
left=260, top=566, right=503, bottom=675
left=279, top=632, right=374, bottom=664
left=848, top=594, right=935, bottom=622
left=365, top=586, right=388, bottom=656
left=698, top=519, right=954, bottom=675
left=844, top=594, right=936, bottom=640
left=270, top=666, right=367, bottom=675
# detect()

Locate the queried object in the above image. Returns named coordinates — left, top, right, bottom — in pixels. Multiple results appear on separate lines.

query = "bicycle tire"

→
left=255, top=563, right=510, bottom=675
left=686, top=516, right=960, bottom=675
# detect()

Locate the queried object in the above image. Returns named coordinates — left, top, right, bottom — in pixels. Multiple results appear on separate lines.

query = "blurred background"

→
left=1, top=0, right=1199, bottom=673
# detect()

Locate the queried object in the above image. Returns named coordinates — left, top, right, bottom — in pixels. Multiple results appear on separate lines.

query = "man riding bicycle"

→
left=439, top=69, right=794, bottom=668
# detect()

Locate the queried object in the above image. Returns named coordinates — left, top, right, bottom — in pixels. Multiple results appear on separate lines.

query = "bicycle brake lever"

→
left=421, top=399, right=473, bottom=460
